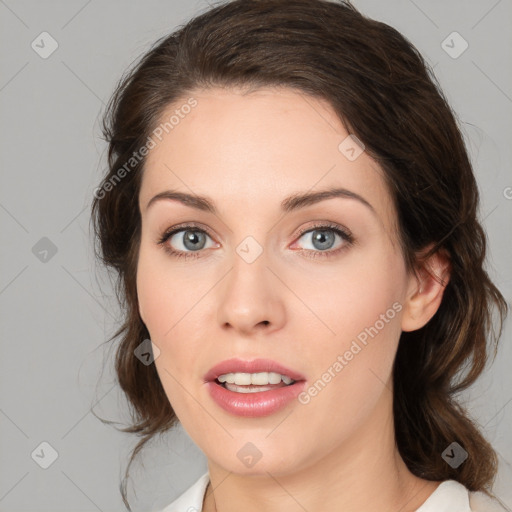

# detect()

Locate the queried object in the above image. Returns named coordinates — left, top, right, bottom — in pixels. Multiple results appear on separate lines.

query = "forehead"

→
left=139, top=87, right=396, bottom=234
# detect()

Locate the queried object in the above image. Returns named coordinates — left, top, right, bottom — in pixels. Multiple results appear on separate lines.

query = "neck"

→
left=202, top=388, right=440, bottom=512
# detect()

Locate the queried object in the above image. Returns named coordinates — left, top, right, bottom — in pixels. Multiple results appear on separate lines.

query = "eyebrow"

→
left=145, top=187, right=376, bottom=216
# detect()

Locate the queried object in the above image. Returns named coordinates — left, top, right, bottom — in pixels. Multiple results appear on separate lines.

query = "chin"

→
left=204, top=436, right=307, bottom=477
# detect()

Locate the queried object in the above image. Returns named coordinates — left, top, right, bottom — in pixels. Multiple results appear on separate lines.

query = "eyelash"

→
left=156, top=221, right=354, bottom=261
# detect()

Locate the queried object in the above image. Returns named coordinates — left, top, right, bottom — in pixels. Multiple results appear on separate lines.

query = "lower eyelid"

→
left=159, top=224, right=353, bottom=257
left=293, top=226, right=353, bottom=246
left=167, top=230, right=216, bottom=251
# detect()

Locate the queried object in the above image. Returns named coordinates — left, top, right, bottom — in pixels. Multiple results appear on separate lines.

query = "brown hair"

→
left=90, top=0, right=508, bottom=509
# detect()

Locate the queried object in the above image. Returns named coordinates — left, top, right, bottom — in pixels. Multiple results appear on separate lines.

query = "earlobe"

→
left=401, top=247, right=451, bottom=332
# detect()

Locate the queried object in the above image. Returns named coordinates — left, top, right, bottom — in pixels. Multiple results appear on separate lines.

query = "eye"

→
left=157, top=223, right=217, bottom=259
left=292, top=223, right=354, bottom=258
left=157, top=221, right=354, bottom=261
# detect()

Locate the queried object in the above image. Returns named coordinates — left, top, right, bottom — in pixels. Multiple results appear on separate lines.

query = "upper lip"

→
left=204, top=358, right=306, bottom=383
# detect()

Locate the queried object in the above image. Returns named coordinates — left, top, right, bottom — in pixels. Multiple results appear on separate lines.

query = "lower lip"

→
left=206, top=380, right=307, bottom=417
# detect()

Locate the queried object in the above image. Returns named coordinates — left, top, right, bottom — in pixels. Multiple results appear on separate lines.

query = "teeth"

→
left=217, top=372, right=295, bottom=386
left=281, top=375, right=293, bottom=385
left=224, top=383, right=276, bottom=393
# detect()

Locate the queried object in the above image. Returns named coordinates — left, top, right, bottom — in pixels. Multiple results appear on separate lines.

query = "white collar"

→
left=415, top=480, right=471, bottom=512
left=159, top=474, right=508, bottom=512
left=159, top=471, right=209, bottom=512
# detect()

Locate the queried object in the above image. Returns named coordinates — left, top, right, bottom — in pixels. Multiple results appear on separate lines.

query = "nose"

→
left=216, top=248, right=286, bottom=336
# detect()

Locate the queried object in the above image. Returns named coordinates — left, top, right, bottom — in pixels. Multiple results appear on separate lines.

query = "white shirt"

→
left=158, top=471, right=508, bottom=512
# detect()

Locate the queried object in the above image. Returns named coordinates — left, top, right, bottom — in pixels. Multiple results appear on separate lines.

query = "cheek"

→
left=293, top=247, right=406, bottom=400
left=136, top=248, right=209, bottom=391
left=136, top=259, right=168, bottom=353
left=137, top=255, right=198, bottom=417
left=136, top=246, right=196, bottom=338
left=293, top=246, right=406, bottom=346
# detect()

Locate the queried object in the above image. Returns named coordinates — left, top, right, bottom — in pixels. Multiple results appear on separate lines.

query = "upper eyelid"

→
left=161, top=222, right=351, bottom=245
left=158, top=223, right=353, bottom=262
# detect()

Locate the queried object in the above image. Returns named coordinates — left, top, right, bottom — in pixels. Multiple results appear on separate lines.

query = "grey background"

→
left=0, top=0, right=511, bottom=510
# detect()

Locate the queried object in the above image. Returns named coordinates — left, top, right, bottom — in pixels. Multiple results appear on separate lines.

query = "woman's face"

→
left=136, top=87, right=417, bottom=476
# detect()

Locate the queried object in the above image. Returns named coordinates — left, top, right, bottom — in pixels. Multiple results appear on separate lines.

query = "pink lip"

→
left=203, top=358, right=307, bottom=418
left=203, top=358, right=306, bottom=383
left=206, top=380, right=306, bottom=417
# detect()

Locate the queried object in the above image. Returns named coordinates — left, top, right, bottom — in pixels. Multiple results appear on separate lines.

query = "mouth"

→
left=204, top=358, right=306, bottom=417
left=215, top=371, right=296, bottom=393
left=204, top=357, right=305, bottom=389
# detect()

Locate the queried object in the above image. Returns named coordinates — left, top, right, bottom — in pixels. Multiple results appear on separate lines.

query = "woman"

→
left=91, top=1, right=509, bottom=511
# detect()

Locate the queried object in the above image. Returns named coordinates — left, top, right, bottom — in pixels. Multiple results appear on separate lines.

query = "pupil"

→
left=183, top=230, right=205, bottom=251
left=313, top=230, right=334, bottom=250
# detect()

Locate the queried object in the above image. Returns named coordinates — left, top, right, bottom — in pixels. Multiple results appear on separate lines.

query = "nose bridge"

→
left=216, top=236, right=285, bottom=333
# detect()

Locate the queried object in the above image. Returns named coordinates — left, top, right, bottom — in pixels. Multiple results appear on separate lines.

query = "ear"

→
left=401, top=245, right=451, bottom=332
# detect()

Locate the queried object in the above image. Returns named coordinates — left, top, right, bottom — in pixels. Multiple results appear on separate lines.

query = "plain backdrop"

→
left=1, top=0, right=511, bottom=511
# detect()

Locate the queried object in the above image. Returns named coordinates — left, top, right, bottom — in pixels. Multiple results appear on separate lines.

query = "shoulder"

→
left=468, top=489, right=510, bottom=512
left=156, top=471, right=209, bottom=512
left=416, top=480, right=509, bottom=512
left=154, top=474, right=509, bottom=512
